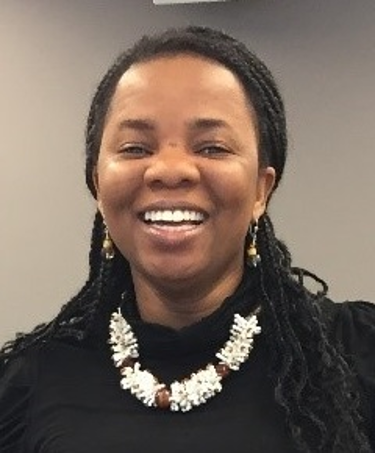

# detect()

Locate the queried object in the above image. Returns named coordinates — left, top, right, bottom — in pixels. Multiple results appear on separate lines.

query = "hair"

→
left=1, top=26, right=370, bottom=452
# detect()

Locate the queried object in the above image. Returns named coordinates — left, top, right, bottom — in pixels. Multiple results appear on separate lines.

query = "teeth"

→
left=144, top=209, right=204, bottom=223
left=161, top=210, right=173, bottom=222
left=173, top=210, right=184, bottom=222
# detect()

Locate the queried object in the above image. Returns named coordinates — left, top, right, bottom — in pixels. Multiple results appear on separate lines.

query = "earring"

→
left=247, top=220, right=260, bottom=268
left=102, top=225, right=115, bottom=260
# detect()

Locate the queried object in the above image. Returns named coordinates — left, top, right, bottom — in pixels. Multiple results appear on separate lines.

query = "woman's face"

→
left=94, top=54, right=275, bottom=291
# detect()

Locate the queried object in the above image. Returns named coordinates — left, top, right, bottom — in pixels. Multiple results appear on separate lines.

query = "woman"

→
left=0, top=26, right=374, bottom=452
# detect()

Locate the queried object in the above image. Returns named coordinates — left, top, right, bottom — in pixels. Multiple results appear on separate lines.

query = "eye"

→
left=119, top=144, right=152, bottom=158
left=197, top=144, right=231, bottom=157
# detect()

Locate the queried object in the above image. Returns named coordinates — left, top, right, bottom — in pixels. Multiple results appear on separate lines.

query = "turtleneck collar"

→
left=119, top=267, right=261, bottom=359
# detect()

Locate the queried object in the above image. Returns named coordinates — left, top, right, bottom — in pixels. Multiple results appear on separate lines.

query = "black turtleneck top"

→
left=1, top=274, right=374, bottom=452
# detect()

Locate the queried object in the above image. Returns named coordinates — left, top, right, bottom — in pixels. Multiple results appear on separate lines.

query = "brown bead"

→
left=156, top=388, right=171, bottom=409
left=120, top=357, right=135, bottom=369
left=215, top=363, right=230, bottom=378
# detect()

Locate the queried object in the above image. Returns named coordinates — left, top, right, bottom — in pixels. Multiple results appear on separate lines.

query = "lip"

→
left=139, top=220, right=206, bottom=249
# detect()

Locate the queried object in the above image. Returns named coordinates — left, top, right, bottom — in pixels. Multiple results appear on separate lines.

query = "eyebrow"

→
left=118, top=119, right=156, bottom=131
left=187, top=118, right=230, bottom=131
left=117, top=117, right=230, bottom=133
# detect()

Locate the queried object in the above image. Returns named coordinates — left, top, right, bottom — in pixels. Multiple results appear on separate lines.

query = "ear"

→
left=252, top=166, right=276, bottom=220
left=92, top=166, right=104, bottom=215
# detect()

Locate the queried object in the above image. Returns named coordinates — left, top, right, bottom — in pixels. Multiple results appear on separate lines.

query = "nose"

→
left=144, top=145, right=200, bottom=189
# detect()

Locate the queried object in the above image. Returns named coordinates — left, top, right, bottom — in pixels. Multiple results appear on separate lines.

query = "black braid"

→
left=257, top=214, right=370, bottom=451
left=1, top=26, right=371, bottom=451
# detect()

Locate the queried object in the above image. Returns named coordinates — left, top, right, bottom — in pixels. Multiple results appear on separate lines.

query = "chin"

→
left=153, top=267, right=199, bottom=283
left=143, top=260, right=205, bottom=286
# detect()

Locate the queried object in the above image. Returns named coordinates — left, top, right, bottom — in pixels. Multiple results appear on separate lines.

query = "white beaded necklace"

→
left=109, top=306, right=261, bottom=412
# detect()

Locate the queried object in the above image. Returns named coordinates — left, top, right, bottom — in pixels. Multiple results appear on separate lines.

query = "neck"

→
left=131, top=267, right=244, bottom=329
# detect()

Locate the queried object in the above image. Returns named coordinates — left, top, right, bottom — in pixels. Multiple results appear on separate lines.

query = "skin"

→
left=94, top=54, right=275, bottom=328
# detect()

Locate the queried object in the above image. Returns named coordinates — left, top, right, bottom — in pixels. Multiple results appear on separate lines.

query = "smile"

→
left=142, top=209, right=205, bottom=225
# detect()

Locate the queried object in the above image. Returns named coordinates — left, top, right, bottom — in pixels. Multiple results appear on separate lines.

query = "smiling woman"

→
left=0, top=26, right=374, bottom=453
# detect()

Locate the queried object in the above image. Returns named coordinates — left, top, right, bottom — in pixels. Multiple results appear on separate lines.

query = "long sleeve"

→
left=0, top=351, right=36, bottom=453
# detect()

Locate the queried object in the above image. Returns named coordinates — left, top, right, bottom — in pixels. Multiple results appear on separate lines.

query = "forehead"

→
left=107, top=53, right=255, bottom=122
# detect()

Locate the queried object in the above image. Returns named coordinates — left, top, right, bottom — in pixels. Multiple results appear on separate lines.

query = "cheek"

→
left=205, top=163, right=257, bottom=213
left=96, top=160, right=141, bottom=213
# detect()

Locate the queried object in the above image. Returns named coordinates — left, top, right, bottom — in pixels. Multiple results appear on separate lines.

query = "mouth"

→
left=139, top=205, right=208, bottom=232
left=137, top=206, right=209, bottom=247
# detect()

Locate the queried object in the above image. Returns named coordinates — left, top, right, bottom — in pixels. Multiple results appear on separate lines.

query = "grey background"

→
left=1, top=0, right=374, bottom=345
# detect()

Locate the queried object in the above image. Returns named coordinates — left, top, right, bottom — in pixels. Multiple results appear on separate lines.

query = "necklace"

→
left=108, top=306, right=261, bottom=412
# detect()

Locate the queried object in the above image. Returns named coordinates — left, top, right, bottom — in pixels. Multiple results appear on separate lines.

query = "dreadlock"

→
left=1, top=26, right=370, bottom=452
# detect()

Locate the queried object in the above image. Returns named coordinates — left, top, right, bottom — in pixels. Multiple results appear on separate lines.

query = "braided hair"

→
left=1, top=26, right=370, bottom=452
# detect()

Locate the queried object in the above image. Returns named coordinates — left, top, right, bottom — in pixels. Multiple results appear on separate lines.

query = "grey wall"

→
left=1, top=0, right=375, bottom=345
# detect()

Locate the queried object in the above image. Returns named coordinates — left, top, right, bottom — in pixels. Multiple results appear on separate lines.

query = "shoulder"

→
left=319, top=299, right=375, bottom=372
left=320, top=299, right=375, bottom=354
left=0, top=346, right=40, bottom=451
left=0, top=337, right=96, bottom=451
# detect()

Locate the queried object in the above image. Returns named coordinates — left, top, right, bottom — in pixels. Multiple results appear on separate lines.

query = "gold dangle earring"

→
left=247, top=220, right=260, bottom=268
left=102, top=224, right=115, bottom=260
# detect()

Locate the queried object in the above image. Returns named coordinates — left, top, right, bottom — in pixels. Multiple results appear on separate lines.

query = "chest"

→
left=24, top=344, right=296, bottom=453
